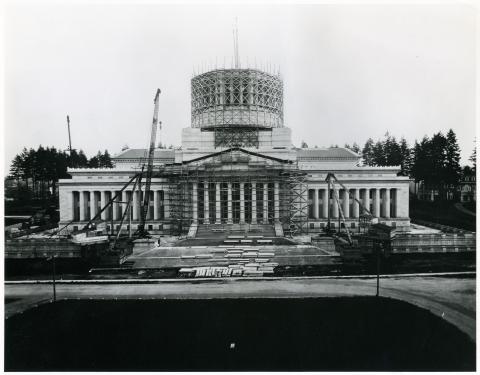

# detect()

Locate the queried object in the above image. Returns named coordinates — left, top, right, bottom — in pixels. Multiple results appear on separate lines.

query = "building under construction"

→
left=57, top=64, right=411, bottom=239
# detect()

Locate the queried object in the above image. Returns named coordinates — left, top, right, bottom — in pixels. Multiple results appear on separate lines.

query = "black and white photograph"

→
left=2, top=0, right=477, bottom=371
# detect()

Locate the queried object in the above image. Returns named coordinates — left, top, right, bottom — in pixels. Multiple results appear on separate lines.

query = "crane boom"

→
left=138, top=88, right=161, bottom=236
left=325, top=173, right=372, bottom=216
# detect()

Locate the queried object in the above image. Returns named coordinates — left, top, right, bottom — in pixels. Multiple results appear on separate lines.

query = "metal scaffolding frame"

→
left=153, top=148, right=308, bottom=236
left=191, top=69, right=283, bottom=131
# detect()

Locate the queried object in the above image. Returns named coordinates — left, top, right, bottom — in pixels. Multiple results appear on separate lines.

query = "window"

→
left=310, top=223, right=315, bottom=229
left=148, top=225, right=153, bottom=231
left=351, top=223, right=355, bottom=228
left=158, top=224, right=163, bottom=230
left=73, top=226, right=78, bottom=231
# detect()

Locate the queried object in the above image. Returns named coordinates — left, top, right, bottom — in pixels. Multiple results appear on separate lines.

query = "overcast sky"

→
left=3, top=2, right=476, bottom=172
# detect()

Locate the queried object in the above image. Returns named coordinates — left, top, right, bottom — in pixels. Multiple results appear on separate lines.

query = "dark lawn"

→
left=410, top=200, right=476, bottom=231
left=5, top=297, right=475, bottom=371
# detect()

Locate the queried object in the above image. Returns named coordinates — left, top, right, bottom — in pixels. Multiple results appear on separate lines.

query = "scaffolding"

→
left=191, top=69, right=283, bottom=130
left=154, top=148, right=308, bottom=236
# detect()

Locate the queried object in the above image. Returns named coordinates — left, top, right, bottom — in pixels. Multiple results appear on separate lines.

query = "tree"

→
left=444, top=129, right=462, bottom=186
left=362, top=138, right=375, bottom=165
left=301, top=140, right=308, bottom=148
left=9, top=154, right=23, bottom=192
left=399, top=137, right=412, bottom=176
left=372, top=141, right=385, bottom=166
left=99, top=150, right=113, bottom=168
left=469, top=140, right=476, bottom=173
left=344, top=143, right=361, bottom=153
left=351, top=142, right=361, bottom=154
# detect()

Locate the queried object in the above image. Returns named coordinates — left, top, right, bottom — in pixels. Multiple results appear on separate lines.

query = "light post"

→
left=47, top=255, right=57, bottom=302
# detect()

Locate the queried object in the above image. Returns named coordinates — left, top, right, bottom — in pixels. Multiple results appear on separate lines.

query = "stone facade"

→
left=58, top=67, right=411, bottom=234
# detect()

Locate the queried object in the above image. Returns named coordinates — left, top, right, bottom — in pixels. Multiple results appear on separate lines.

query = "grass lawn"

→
left=410, top=200, right=476, bottom=231
left=5, top=297, right=475, bottom=371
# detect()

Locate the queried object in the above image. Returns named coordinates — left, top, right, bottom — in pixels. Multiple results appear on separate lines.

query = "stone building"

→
left=58, top=67, right=410, bottom=235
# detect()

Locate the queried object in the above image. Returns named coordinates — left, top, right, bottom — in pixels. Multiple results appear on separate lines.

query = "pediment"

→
left=183, top=147, right=292, bottom=168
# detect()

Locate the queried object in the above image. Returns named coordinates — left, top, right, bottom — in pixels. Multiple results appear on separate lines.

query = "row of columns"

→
left=73, top=190, right=167, bottom=222
left=192, top=182, right=280, bottom=224
left=309, top=187, right=398, bottom=219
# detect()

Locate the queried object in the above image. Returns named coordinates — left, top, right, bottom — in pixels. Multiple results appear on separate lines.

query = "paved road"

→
left=454, top=202, right=476, bottom=217
left=5, top=275, right=475, bottom=341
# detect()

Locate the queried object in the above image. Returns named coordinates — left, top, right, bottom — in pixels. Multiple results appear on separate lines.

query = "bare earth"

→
left=5, top=275, right=475, bottom=341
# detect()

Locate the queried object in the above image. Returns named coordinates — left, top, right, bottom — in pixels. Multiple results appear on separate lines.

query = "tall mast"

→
left=233, top=18, right=239, bottom=68
left=66, top=115, right=72, bottom=155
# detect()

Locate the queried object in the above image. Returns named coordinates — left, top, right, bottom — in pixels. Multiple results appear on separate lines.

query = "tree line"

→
left=302, top=128, right=475, bottom=199
left=355, top=129, right=474, bottom=199
left=8, top=146, right=113, bottom=199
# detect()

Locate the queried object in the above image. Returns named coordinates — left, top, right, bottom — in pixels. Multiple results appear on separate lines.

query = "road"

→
left=5, top=275, right=475, bottom=341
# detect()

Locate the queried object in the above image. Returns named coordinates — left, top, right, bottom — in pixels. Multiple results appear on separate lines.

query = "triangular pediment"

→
left=183, top=147, right=292, bottom=168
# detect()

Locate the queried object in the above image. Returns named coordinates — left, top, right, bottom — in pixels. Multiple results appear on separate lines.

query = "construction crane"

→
left=137, top=88, right=161, bottom=237
left=52, top=89, right=161, bottom=242
left=325, top=172, right=373, bottom=245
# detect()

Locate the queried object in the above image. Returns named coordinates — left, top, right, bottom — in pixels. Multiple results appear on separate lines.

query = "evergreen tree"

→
left=444, top=129, right=462, bottom=186
left=362, top=138, right=375, bottom=165
left=301, top=140, right=308, bottom=148
left=372, top=140, right=385, bottom=166
left=399, top=137, right=412, bottom=176
left=351, top=142, right=361, bottom=154
left=469, top=141, right=476, bottom=173
left=99, top=150, right=113, bottom=168
left=411, top=137, right=430, bottom=183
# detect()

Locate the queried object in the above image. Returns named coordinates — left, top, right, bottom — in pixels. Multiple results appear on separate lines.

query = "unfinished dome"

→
left=191, top=68, right=283, bottom=129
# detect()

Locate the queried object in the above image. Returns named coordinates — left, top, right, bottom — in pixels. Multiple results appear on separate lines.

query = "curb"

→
left=5, top=271, right=476, bottom=285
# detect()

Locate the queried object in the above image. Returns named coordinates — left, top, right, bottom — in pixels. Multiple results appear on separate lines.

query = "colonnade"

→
left=71, top=189, right=167, bottom=222
left=192, top=181, right=280, bottom=224
left=308, top=187, right=399, bottom=219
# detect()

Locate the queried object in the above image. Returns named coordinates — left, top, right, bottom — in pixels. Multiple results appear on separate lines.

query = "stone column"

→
left=263, top=183, right=269, bottom=223
left=153, top=190, right=159, bottom=220
left=352, top=189, right=360, bottom=218
left=192, top=183, right=198, bottom=223
left=373, top=189, right=380, bottom=217
left=251, top=182, right=257, bottom=224
left=121, top=190, right=128, bottom=221
left=274, top=182, right=280, bottom=222
left=89, top=191, right=95, bottom=220
left=215, top=183, right=221, bottom=224
left=227, top=183, right=233, bottom=224
left=79, top=191, right=85, bottom=221
left=132, top=191, right=139, bottom=221
left=239, top=182, right=245, bottom=224
left=364, top=189, right=370, bottom=215
left=100, top=191, right=106, bottom=220
left=394, top=188, right=400, bottom=218
left=204, top=182, right=210, bottom=224
left=332, top=190, right=339, bottom=218
left=384, top=188, right=391, bottom=218
left=322, top=189, right=328, bottom=218
left=313, top=188, right=319, bottom=219
left=343, top=189, right=350, bottom=218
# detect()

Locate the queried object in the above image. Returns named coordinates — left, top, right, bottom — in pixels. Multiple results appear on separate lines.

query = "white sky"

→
left=3, top=2, right=477, bottom=172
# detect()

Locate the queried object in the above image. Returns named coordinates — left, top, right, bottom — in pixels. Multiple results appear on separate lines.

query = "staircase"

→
left=196, top=223, right=275, bottom=238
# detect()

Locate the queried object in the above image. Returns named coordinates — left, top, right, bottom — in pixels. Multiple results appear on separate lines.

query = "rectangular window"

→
left=310, top=223, right=315, bottom=229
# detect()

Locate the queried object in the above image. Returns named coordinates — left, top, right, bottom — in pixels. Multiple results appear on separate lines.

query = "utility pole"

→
left=67, top=115, right=72, bottom=155
left=47, top=255, right=56, bottom=302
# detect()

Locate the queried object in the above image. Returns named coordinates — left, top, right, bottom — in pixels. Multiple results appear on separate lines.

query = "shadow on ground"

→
left=5, top=297, right=475, bottom=371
